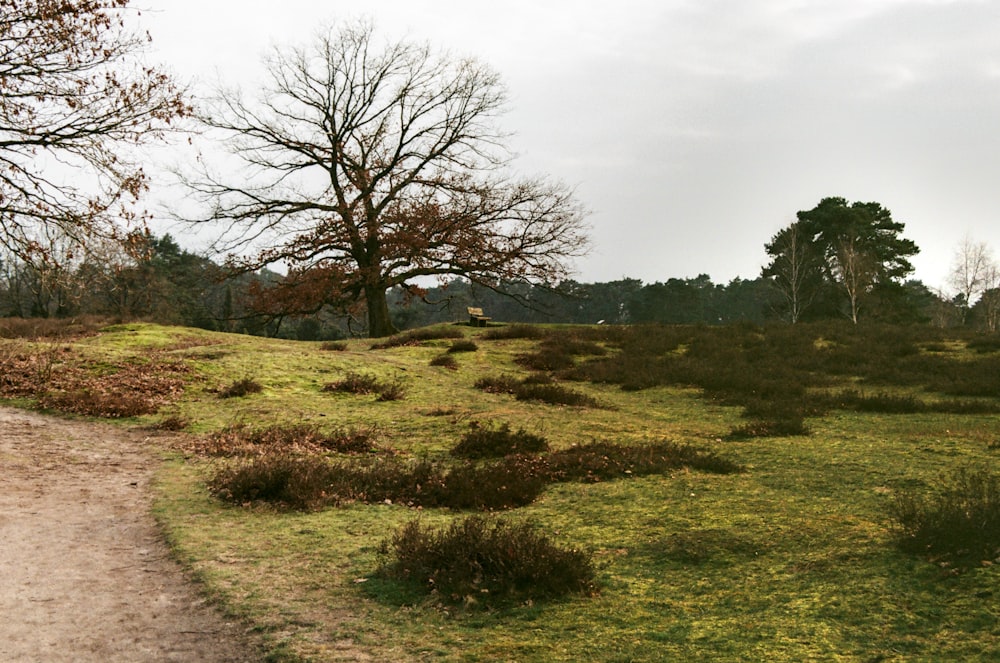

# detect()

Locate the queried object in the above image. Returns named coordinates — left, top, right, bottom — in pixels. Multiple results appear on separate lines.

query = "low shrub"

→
left=429, top=354, right=459, bottom=370
left=370, top=326, right=464, bottom=349
left=153, top=415, right=189, bottom=431
left=447, top=340, right=479, bottom=354
left=324, top=372, right=404, bottom=400
left=515, top=349, right=576, bottom=372
left=474, top=373, right=599, bottom=407
left=218, top=377, right=263, bottom=399
left=474, top=374, right=521, bottom=395
left=727, top=417, right=809, bottom=440
left=39, top=388, right=160, bottom=418
left=200, top=423, right=381, bottom=457
left=541, top=441, right=742, bottom=482
left=522, top=372, right=555, bottom=385
left=437, top=461, right=548, bottom=510
left=320, top=340, right=348, bottom=351
left=324, top=372, right=381, bottom=394
left=889, top=465, right=1000, bottom=568
left=482, top=324, right=548, bottom=340
left=451, top=422, right=549, bottom=459
left=968, top=335, right=1000, bottom=354
left=208, top=453, right=336, bottom=510
left=0, top=315, right=109, bottom=339
left=376, top=515, right=598, bottom=607
left=514, top=382, right=599, bottom=407
left=376, top=380, right=406, bottom=401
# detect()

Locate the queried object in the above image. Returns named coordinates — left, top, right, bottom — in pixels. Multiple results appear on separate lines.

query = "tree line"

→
left=2, top=228, right=996, bottom=338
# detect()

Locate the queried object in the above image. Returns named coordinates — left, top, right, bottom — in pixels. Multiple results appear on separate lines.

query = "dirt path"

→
left=0, top=406, right=264, bottom=662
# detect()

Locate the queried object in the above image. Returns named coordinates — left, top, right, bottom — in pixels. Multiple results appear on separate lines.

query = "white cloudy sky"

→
left=139, top=0, right=1000, bottom=290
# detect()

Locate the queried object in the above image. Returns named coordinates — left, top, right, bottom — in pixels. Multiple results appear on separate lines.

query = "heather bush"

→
left=451, top=422, right=549, bottom=459
left=0, top=315, right=108, bottom=339
left=429, top=354, right=459, bottom=370
left=474, top=374, right=521, bottom=395
left=154, top=415, right=189, bottom=431
left=40, top=388, right=160, bottom=418
left=514, top=382, right=600, bottom=407
left=325, top=457, right=545, bottom=511
left=474, top=373, right=599, bottom=407
left=208, top=453, right=336, bottom=510
left=889, top=466, right=1000, bottom=568
left=370, top=326, right=464, bottom=349
left=320, top=340, right=348, bottom=351
left=324, top=372, right=405, bottom=400
left=482, top=324, right=549, bottom=340
left=541, top=441, right=741, bottom=482
left=218, top=377, right=263, bottom=398
left=201, top=423, right=380, bottom=457
left=727, top=417, right=809, bottom=440
left=968, top=335, right=1000, bottom=354
left=376, top=515, right=598, bottom=607
left=447, top=340, right=479, bottom=353
left=515, top=348, right=575, bottom=372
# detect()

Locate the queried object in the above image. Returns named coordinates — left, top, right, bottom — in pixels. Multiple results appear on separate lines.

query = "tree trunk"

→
left=365, top=284, right=398, bottom=338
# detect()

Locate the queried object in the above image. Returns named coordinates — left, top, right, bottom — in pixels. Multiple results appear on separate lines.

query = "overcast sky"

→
left=139, top=0, right=1000, bottom=291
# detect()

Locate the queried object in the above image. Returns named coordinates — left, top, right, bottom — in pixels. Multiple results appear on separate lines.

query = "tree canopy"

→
left=185, top=20, right=588, bottom=337
left=0, top=0, right=188, bottom=264
left=763, top=197, right=919, bottom=323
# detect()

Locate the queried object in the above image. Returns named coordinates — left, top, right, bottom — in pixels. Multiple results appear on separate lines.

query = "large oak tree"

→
left=185, top=21, right=588, bottom=337
left=0, top=0, right=188, bottom=264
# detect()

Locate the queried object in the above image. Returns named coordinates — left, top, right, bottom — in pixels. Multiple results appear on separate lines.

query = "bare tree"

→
left=184, top=20, right=588, bottom=337
left=947, top=236, right=996, bottom=324
left=0, top=0, right=188, bottom=265
left=762, top=222, right=822, bottom=323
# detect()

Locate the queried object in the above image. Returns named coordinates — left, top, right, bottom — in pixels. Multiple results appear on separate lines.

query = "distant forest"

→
left=1, top=232, right=992, bottom=340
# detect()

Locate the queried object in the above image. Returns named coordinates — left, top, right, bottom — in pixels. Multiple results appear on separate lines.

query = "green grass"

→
left=6, top=321, right=1000, bottom=661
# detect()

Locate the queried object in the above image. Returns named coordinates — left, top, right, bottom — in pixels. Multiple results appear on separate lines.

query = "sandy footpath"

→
left=0, top=406, right=263, bottom=662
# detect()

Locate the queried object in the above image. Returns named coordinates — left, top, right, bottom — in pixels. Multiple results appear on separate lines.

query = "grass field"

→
left=2, top=320, right=999, bottom=661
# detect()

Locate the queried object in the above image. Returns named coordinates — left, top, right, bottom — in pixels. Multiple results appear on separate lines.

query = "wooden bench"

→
left=467, top=307, right=491, bottom=327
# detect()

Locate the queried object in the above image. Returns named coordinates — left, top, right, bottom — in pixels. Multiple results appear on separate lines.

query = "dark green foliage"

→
left=218, top=377, right=264, bottom=398
left=890, top=466, right=1000, bottom=568
left=968, top=335, right=1000, bottom=354
left=451, top=422, right=549, bottom=459
left=376, top=515, right=598, bottom=607
left=370, top=326, right=464, bottom=349
left=447, top=340, right=479, bottom=353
